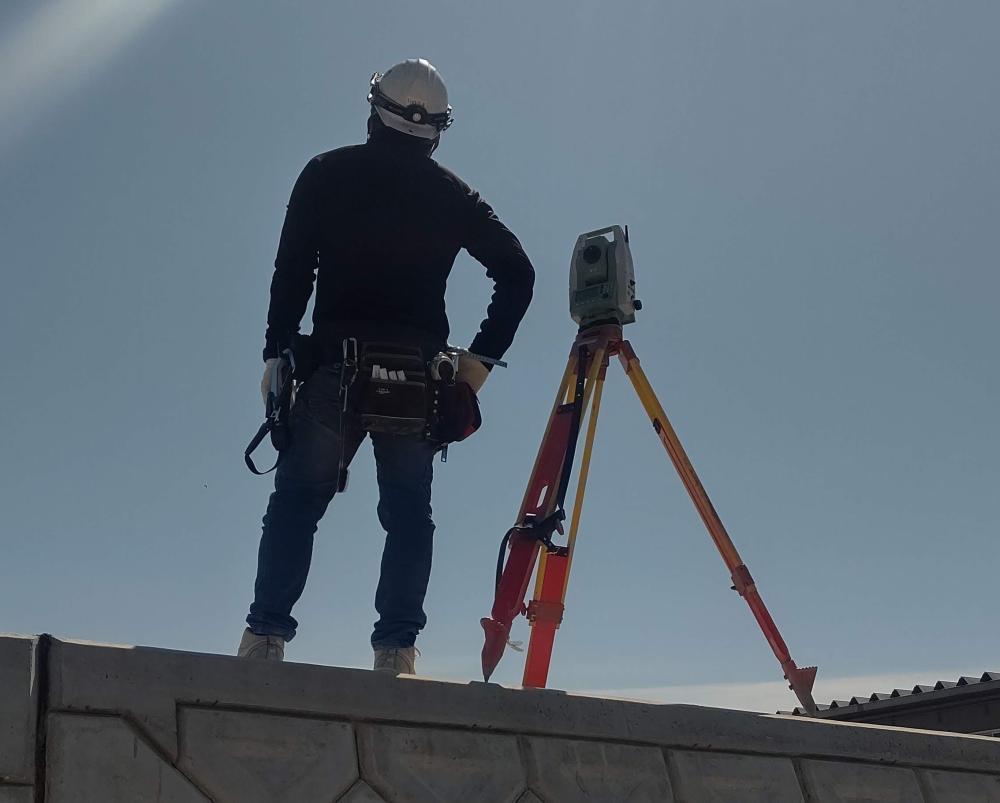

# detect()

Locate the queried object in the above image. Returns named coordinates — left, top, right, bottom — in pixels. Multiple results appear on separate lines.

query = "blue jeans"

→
left=246, top=366, right=437, bottom=647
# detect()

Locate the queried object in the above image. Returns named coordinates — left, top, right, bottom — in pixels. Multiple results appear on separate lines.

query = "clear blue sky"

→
left=1, top=0, right=997, bottom=712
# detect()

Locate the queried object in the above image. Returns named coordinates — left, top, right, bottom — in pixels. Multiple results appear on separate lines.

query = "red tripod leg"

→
left=481, top=358, right=578, bottom=681
left=521, top=553, right=569, bottom=688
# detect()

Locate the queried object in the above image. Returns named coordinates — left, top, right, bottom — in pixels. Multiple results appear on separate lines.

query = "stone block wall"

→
left=3, top=634, right=1000, bottom=802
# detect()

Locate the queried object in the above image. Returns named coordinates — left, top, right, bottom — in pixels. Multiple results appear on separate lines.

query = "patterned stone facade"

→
left=3, top=635, right=1000, bottom=802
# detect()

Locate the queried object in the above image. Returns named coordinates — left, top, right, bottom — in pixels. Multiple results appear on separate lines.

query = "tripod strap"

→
left=552, top=344, right=588, bottom=513
left=501, top=344, right=588, bottom=570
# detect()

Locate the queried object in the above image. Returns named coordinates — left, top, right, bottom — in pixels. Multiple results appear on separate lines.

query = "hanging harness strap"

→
left=244, top=421, right=279, bottom=475
left=244, top=348, right=296, bottom=475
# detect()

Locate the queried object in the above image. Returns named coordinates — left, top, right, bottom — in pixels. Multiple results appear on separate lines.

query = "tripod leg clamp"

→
left=527, top=599, right=565, bottom=627
left=730, top=565, right=754, bottom=596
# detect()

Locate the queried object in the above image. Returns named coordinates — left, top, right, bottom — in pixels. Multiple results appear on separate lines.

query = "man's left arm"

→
left=263, top=158, right=322, bottom=361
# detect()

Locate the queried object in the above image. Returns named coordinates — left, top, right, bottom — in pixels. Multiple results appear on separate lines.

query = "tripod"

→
left=480, top=323, right=818, bottom=714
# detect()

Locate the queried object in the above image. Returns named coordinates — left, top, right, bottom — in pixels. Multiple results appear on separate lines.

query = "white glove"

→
left=261, top=358, right=282, bottom=406
left=456, top=356, right=490, bottom=393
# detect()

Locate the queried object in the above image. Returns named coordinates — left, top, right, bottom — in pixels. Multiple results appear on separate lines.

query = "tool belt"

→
left=246, top=335, right=484, bottom=476
left=348, top=340, right=482, bottom=444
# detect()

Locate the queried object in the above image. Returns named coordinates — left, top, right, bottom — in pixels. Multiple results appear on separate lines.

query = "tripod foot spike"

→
left=784, top=664, right=819, bottom=715
left=481, top=617, right=507, bottom=682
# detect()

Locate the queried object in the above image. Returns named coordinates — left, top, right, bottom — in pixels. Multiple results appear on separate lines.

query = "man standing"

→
left=238, top=59, right=534, bottom=674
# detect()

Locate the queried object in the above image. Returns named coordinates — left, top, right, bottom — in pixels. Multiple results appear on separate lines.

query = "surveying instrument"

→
left=480, top=225, right=819, bottom=713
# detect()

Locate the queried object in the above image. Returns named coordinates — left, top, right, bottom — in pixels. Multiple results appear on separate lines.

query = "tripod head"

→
left=569, top=225, right=641, bottom=329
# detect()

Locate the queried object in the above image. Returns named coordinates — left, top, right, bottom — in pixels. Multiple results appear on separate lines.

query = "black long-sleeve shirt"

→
left=264, top=127, right=535, bottom=362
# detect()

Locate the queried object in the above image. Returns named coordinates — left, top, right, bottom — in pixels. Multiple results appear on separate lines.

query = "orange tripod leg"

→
left=617, top=340, right=818, bottom=713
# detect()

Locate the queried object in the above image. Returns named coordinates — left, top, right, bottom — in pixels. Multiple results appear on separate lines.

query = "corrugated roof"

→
left=783, top=671, right=1000, bottom=717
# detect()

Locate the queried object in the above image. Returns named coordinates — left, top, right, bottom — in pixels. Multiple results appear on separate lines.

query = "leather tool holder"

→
left=355, top=343, right=429, bottom=435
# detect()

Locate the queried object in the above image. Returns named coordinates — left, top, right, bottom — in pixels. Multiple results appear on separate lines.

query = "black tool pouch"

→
left=354, top=343, right=429, bottom=435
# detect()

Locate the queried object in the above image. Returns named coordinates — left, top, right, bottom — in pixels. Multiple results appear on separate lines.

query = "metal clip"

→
left=340, top=337, right=359, bottom=412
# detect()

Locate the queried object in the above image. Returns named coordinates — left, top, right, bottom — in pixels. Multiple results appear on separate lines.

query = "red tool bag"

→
left=431, top=380, right=482, bottom=443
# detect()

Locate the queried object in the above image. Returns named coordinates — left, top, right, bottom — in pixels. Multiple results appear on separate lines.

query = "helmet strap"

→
left=367, top=108, right=384, bottom=140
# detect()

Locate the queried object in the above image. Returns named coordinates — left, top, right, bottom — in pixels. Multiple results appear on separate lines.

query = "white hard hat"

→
left=368, top=59, right=453, bottom=140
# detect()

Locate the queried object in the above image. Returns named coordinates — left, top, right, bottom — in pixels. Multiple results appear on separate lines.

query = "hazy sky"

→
left=1, top=0, right=997, bottom=713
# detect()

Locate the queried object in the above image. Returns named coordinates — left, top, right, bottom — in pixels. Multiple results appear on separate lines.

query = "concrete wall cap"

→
left=29, top=636, right=1000, bottom=778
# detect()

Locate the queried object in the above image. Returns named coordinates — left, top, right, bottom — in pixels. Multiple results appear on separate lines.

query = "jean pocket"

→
left=293, top=368, right=344, bottom=429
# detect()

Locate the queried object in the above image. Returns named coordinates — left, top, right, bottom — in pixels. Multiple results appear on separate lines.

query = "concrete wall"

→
left=3, top=634, right=1000, bottom=802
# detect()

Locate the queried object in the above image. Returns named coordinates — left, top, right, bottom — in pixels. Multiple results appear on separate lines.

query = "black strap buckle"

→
left=519, top=510, right=567, bottom=552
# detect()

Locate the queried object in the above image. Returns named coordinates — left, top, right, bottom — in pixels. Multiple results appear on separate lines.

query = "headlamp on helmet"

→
left=368, top=72, right=454, bottom=133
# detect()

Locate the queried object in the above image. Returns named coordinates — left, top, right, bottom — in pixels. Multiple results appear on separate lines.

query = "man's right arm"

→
left=263, top=158, right=321, bottom=361
left=461, top=192, right=535, bottom=365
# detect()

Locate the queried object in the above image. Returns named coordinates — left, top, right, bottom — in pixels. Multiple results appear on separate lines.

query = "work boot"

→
left=373, top=646, right=417, bottom=674
left=237, top=628, right=285, bottom=661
